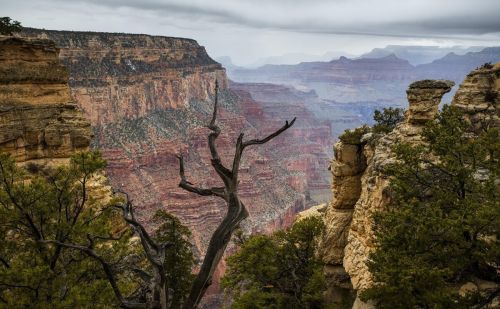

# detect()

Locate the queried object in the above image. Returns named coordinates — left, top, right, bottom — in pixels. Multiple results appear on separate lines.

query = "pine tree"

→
left=0, top=151, right=135, bottom=307
left=0, top=151, right=196, bottom=308
left=0, top=17, right=22, bottom=35
left=361, top=105, right=500, bottom=308
left=222, top=217, right=327, bottom=309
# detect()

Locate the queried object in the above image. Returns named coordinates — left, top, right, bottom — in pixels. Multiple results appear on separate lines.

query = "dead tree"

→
left=178, top=81, right=296, bottom=308
left=35, top=81, right=295, bottom=309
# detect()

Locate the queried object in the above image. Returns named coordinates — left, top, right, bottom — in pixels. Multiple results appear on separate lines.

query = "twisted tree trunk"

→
left=179, top=81, right=296, bottom=308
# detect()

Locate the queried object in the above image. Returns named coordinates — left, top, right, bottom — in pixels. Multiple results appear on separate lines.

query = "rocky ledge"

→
left=317, top=63, right=499, bottom=307
left=0, top=36, right=91, bottom=163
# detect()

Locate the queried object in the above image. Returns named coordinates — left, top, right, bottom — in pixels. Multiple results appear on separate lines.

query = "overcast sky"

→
left=4, top=0, right=500, bottom=65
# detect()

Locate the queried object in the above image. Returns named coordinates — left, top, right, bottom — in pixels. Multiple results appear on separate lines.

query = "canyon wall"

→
left=0, top=36, right=91, bottom=163
left=230, top=49, right=500, bottom=141
left=20, top=29, right=334, bottom=304
left=318, top=63, right=499, bottom=307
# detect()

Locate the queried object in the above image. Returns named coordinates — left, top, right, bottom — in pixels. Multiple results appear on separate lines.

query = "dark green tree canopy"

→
left=372, top=107, right=404, bottom=134
left=362, top=105, right=500, bottom=308
left=0, top=17, right=22, bottom=35
left=222, top=216, right=327, bottom=309
left=0, top=151, right=195, bottom=308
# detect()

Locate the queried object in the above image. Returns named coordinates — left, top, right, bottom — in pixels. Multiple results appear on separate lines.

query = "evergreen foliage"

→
left=372, top=107, right=404, bottom=134
left=0, top=17, right=22, bottom=35
left=152, top=210, right=195, bottom=308
left=0, top=151, right=195, bottom=308
left=339, top=107, right=404, bottom=145
left=0, top=151, right=131, bottom=307
left=222, top=217, right=328, bottom=309
left=338, top=125, right=371, bottom=145
left=361, top=105, right=500, bottom=308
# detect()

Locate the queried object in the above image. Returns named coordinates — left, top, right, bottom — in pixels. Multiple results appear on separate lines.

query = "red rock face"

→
left=21, top=29, right=334, bottom=304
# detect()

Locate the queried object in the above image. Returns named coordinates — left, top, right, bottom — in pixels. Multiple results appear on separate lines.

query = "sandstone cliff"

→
left=0, top=36, right=91, bottom=163
left=21, top=28, right=226, bottom=124
left=19, top=29, right=334, bottom=305
left=319, top=63, right=499, bottom=307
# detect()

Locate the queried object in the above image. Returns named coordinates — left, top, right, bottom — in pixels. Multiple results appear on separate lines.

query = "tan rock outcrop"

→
left=406, top=79, right=455, bottom=124
left=319, top=64, right=500, bottom=306
left=343, top=79, right=455, bottom=293
left=453, top=62, right=500, bottom=131
left=0, top=36, right=91, bottom=163
left=317, top=141, right=367, bottom=304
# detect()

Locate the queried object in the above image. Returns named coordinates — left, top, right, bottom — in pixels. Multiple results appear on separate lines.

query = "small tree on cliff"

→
left=0, top=151, right=195, bottom=308
left=372, top=107, right=404, bottom=134
left=338, top=107, right=404, bottom=144
left=361, top=105, right=500, bottom=308
left=222, top=216, right=327, bottom=309
left=0, top=17, right=22, bottom=35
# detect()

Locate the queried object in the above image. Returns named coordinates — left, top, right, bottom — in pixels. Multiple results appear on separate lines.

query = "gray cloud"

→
left=46, top=0, right=500, bottom=37
left=3, top=0, right=500, bottom=64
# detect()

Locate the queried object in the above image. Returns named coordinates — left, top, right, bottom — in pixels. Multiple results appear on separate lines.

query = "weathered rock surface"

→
left=319, top=63, right=499, bottom=307
left=0, top=36, right=91, bottom=163
left=453, top=62, right=500, bottom=131
left=20, top=29, right=334, bottom=305
left=343, top=78, right=453, bottom=292
left=406, top=79, right=455, bottom=124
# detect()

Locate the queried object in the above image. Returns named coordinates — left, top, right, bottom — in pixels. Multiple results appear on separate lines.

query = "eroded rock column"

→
left=321, top=79, right=455, bottom=308
left=318, top=141, right=367, bottom=305
left=406, top=79, right=455, bottom=124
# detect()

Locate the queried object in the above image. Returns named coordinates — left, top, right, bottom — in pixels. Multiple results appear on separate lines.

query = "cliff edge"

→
left=0, top=36, right=91, bottom=163
left=318, top=63, right=499, bottom=307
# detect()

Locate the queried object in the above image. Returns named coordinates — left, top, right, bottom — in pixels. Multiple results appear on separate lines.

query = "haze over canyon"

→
left=1, top=1, right=500, bottom=305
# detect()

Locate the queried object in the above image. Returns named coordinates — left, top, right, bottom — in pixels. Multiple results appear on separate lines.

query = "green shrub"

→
left=0, top=17, right=22, bottom=35
left=338, top=125, right=371, bottom=145
left=222, top=217, right=327, bottom=309
left=372, top=107, right=404, bottom=134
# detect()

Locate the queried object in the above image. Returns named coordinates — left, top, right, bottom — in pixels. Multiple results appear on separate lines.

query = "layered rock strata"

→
left=0, top=36, right=91, bottom=163
left=453, top=63, right=500, bottom=131
left=319, top=78, right=463, bottom=306
left=20, top=29, right=334, bottom=304
left=343, top=79, right=455, bottom=295
left=320, top=63, right=499, bottom=307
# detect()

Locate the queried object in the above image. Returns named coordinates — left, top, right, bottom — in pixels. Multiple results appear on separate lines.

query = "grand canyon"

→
left=17, top=28, right=337, bottom=304
left=1, top=4, right=499, bottom=305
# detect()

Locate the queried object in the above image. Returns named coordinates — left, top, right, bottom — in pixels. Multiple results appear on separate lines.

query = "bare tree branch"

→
left=39, top=240, right=146, bottom=309
left=180, top=80, right=296, bottom=308
left=242, top=117, right=297, bottom=148
left=177, top=155, right=226, bottom=199
left=206, top=80, right=233, bottom=183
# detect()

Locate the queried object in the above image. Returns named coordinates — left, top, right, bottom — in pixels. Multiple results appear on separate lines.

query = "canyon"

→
left=229, top=48, right=500, bottom=140
left=7, top=28, right=498, bottom=308
left=317, top=63, right=500, bottom=308
left=19, top=28, right=334, bottom=305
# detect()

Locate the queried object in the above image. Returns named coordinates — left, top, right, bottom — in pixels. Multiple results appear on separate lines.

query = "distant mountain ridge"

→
left=359, top=45, right=485, bottom=65
left=415, top=47, right=500, bottom=80
left=228, top=47, right=500, bottom=104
